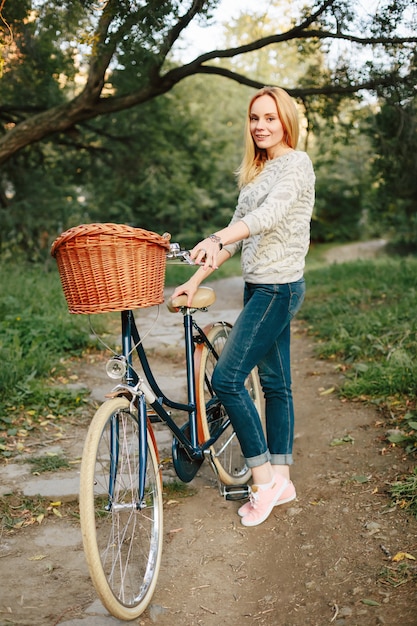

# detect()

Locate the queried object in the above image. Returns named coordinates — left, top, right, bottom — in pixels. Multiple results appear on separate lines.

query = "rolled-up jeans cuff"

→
left=271, top=454, right=293, bottom=466
left=246, top=450, right=271, bottom=468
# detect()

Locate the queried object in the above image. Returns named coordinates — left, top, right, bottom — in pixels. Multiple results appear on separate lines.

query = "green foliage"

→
left=78, top=76, right=241, bottom=248
left=302, top=258, right=417, bottom=399
left=386, top=412, right=417, bottom=455
left=1, top=74, right=243, bottom=257
left=0, top=493, right=49, bottom=530
left=27, top=454, right=70, bottom=473
left=309, top=103, right=374, bottom=243
left=1, top=0, right=416, bottom=259
left=302, top=256, right=417, bottom=428
left=0, top=262, right=98, bottom=416
left=366, top=96, right=417, bottom=252
left=0, top=382, right=89, bottom=458
left=312, top=175, right=363, bottom=243
left=163, top=480, right=196, bottom=499
left=391, top=467, right=417, bottom=517
left=1, top=0, right=79, bottom=106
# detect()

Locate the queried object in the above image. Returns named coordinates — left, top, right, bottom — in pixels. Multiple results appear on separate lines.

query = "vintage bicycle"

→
left=51, top=223, right=262, bottom=621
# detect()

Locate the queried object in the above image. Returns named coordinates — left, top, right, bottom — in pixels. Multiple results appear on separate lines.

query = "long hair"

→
left=236, top=86, right=300, bottom=188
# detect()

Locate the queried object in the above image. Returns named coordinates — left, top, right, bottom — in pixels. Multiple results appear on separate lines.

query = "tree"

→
left=0, top=0, right=416, bottom=166
left=366, top=89, right=417, bottom=252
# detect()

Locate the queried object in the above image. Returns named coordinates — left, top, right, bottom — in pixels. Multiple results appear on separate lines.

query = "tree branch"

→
left=171, top=30, right=416, bottom=71
left=158, top=0, right=208, bottom=61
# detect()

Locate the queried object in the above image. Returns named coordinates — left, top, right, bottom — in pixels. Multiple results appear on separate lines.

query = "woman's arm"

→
left=171, top=220, right=249, bottom=306
left=190, top=220, right=250, bottom=269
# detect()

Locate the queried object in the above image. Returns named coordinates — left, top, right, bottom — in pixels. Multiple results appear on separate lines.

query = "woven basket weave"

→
left=51, top=223, right=171, bottom=314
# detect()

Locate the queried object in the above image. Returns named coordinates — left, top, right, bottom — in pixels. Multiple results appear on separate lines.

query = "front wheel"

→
left=195, top=323, right=263, bottom=485
left=79, top=397, right=163, bottom=621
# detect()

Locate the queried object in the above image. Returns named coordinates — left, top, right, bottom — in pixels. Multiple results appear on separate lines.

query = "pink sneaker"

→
left=238, top=480, right=296, bottom=524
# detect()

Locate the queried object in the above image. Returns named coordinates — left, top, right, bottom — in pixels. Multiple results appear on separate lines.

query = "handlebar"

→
left=166, top=243, right=197, bottom=265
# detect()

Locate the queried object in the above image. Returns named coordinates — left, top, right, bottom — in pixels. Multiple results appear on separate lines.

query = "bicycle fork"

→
left=106, top=311, right=158, bottom=511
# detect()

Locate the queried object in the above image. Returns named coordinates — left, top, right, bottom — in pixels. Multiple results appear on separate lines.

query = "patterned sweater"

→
left=225, top=150, right=315, bottom=284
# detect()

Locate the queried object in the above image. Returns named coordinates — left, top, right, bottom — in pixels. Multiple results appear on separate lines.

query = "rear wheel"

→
left=79, top=397, right=163, bottom=621
left=195, top=323, right=263, bottom=485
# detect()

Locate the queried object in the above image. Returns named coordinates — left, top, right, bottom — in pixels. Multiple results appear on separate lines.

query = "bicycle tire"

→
left=79, top=397, right=163, bottom=621
left=195, top=323, right=263, bottom=486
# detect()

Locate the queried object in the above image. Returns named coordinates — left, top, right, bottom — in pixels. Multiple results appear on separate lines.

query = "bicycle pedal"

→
left=222, top=484, right=250, bottom=501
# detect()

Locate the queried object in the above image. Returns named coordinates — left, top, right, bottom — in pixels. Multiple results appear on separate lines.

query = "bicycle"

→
left=51, top=223, right=262, bottom=621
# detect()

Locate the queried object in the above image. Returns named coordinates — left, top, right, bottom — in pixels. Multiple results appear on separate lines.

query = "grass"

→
left=302, top=257, right=417, bottom=403
left=163, top=479, right=197, bottom=499
left=0, top=261, right=109, bottom=457
left=390, top=468, right=417, bottom=514
left=27, top=453, right=70, bottom=473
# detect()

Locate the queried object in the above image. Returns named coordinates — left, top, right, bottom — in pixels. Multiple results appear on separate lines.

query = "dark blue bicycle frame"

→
left=118, top=309, right=233, bottom=501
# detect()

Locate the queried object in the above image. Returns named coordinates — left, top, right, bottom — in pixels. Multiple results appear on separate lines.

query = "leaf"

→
left=319, top=386, right=335, bottom=396
left=387, top=433, right=407, bottom=443
left=330, top=435, right=355, bottom=446
left=354, top=362, right=369, bottom=373
left=362, top=596, right=382, bottom=607
left=352, top=475, right=370, bottom=483
left=407, top=421, right=417, bottom=430
left=392, top=552, right=416, bottom=562
left=28, top=554, right=47, bottom=561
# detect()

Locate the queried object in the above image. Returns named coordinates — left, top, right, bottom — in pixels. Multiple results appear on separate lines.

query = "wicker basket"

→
left=51, top=223, right=171, bottom=314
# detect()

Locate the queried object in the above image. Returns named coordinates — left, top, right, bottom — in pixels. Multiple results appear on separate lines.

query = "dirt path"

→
left=1, top=248, right=417, bottom=626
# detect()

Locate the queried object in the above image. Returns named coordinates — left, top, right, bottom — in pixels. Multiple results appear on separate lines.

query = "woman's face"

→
left=249, top=94, right=285, bottom=159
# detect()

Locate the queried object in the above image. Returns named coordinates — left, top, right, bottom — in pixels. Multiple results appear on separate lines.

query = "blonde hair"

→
left=237, top=86, right=299, bottom=188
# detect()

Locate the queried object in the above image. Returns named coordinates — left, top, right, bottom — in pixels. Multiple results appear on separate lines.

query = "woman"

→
left=171, top=86, right=315, bottom=527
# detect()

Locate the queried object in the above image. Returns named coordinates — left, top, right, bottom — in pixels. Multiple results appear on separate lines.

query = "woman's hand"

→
left=171, top=279, right=199, bottom=308
left=189, top=223, right=249, bottom=269
left=190, top=236, right=222, bottom=270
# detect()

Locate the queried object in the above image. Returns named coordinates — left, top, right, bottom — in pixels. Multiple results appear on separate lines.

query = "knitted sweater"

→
left=225, top=150, right=315, bottom=284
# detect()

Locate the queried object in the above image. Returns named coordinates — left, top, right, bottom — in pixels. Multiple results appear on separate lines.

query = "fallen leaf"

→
left=392, top=552, right=416, bottom=562
left=361, top=599, right=381, bottom=606
left=330, top=435, right=355, bottom=446
left=28, top=554, right=47, bottom=561
left=319, top=386, right=335, bottom=396
left=352, top=475, right=370, bottom=483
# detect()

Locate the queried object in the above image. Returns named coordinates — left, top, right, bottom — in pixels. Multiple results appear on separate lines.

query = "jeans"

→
left=211, top=279, right=305, bottom=468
